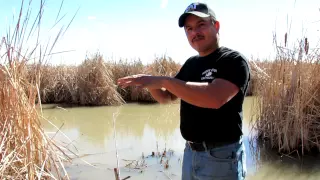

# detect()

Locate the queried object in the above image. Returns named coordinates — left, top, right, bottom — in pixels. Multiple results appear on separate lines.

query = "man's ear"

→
left=214, top=21, right=220, bottom=32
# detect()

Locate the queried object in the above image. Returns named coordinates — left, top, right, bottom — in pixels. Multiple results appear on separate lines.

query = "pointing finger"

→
left=117, top=75, right=141, bottom=84
left=118, top=80, right=143, bottom=88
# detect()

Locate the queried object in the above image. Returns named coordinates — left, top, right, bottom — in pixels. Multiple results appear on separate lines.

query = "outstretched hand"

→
left=117, top=74, right=167, bottom=90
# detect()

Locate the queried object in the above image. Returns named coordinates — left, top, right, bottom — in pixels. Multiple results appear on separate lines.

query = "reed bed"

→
left=0, top=60, right=73, bottom=179
left=250, top=36, right=320, bottom=155
left=0, top=0, right=78, bottom=178
left=39, top=64, right=78, bottom=104
left=110, top=58, right=151, bottom=102
left=36, top=54, right=125, bottom=106
left=33, top=55, right=183, bottom=105
left=111, top=55, right=181, bottom=103
left=77, top=54, right=125, bottom=106
left=34, top=55, right=257, bottom=105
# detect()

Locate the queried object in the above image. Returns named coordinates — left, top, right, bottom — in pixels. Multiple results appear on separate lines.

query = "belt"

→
left=187, top=138, right=240, bottom=151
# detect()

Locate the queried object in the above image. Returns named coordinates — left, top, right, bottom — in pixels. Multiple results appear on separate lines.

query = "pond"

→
left=41, top=97, right=320, bottom=180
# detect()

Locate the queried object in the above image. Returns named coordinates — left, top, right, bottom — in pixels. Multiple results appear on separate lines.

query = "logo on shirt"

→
left=201, top=68, right=217, bottom=80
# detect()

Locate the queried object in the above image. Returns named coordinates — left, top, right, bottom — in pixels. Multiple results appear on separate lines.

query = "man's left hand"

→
left=117, top=74, right=167, bottom=90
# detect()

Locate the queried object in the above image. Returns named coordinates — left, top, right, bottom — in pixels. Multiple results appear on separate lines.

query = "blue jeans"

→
left=181, top=139, right=246, bottom=180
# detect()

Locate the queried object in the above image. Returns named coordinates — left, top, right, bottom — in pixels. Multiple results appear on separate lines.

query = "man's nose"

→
left=189, top=28, right=200, bottom=37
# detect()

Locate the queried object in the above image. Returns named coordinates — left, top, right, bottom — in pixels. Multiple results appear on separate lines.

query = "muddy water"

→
left=41, top=97, right=320, bottom=180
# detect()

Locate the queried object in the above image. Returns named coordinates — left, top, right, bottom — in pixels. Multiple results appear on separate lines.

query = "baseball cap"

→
left=178, top=2, right=217, bottom=28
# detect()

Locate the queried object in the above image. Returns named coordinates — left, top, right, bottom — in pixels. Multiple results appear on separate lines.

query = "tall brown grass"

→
left=34, top=54, right=256, bottom=105
left=39, top=64, right=78, bottom=104
left=250, top=35, right=320, bottom=155
left=0, top=60, right=73, bottom=179
left=111, top=55, right=182, bottom=102
left=0, top=0, right=83, bottom=179
left=110, top=58, right=150, bottom=102
left=37, top=53, right=125, bottom=106
left=35, top=55, right=183, bottom=105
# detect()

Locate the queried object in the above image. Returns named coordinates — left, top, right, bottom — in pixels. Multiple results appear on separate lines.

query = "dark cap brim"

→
left=178, top=11, right=210, bottom=27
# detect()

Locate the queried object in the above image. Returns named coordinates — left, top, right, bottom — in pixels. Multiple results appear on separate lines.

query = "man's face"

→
left=184, top=15, right=219, bottom=54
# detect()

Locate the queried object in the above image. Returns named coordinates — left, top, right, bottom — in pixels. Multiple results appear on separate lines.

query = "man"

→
left=118, top=2, right=250, bottom=180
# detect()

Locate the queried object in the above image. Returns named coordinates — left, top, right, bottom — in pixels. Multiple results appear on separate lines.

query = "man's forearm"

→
left=162, top=77, right=222, bottom=109
left=148, top=89, right=175, bottom=104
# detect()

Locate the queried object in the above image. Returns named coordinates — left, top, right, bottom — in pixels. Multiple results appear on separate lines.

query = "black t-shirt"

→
left=174, top=46, right=251, bottom=143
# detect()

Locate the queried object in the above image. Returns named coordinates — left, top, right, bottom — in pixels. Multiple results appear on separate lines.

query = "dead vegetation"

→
left=0, top=0, right=76, bottom=179
left=30, top=54, right=257, bottom=105
left=122, top=144, right=175, bottom=173
left=31, top=55, right=183, bottom=105
left=250, top=33, right=320, bottom=155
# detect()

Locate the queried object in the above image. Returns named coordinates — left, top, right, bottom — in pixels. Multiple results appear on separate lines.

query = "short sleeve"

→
left=216, top=55, right=250, bottom=94
left=174, top=57, right=192, bottom=81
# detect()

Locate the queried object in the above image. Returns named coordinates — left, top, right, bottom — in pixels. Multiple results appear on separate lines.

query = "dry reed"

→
left=110, top=58, right=150, bottom=102
left=35, top=53, right=125, bottom=106
left=112, top=55, right=181, bottom=102
left=28, top=52, right=256, bottom=105
left=0, top=59, right=72, bottom=180
left=0, top=0, right=77, bottom=178
left=39, top=64, right=78, bottom=104
left=33, top=54, right=183, bottom=105
left=77, top=53, right=124, bottom=106
left=250, top=33, right=320, bottom=155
